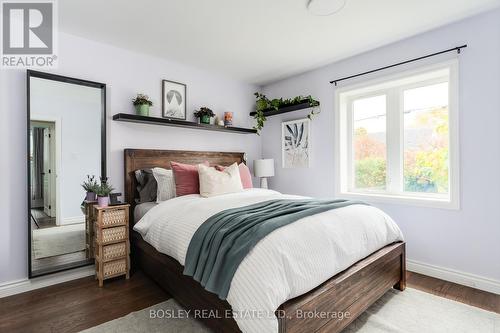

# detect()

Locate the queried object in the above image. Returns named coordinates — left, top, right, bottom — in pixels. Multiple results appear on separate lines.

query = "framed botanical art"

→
left=162, top=79, right=187, bottom=120
left=282, top=118, right=310, bottom=168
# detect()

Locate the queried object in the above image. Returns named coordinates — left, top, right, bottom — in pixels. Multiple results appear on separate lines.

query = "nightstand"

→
left=93, top=203, right=130, bottom=287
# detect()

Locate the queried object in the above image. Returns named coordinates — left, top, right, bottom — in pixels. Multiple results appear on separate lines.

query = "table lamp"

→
left=253, top=159, right=275, bottom=189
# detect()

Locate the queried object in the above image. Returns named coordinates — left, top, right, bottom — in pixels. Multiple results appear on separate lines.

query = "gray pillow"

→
left=135, top=169, right=157, bottom=203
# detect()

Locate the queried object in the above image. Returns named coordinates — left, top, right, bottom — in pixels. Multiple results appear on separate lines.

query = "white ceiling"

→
left=59, top=0, right=500, bottom=85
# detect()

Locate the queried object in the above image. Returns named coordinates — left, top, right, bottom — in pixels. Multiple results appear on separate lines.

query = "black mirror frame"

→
left=27, top=70, right=106, bottom=278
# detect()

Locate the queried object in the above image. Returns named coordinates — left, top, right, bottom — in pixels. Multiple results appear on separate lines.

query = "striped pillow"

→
left=152, top=167, right=176, bottom=202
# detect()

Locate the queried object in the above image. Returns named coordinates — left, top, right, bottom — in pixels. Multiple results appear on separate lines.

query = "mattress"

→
left=134, top=202, right=158, bottom=222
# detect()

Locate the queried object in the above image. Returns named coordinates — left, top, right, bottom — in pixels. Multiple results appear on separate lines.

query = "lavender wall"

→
left=0, top=32, right=261, bottom=284
left=262, top=9, right=500, bottom=282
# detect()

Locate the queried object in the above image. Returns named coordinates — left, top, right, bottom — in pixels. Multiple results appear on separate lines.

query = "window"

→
left=336, top=60, right=459, bottom=208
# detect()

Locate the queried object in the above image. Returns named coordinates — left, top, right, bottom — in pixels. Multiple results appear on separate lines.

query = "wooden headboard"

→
left=124, top=149, right=246, bottom=221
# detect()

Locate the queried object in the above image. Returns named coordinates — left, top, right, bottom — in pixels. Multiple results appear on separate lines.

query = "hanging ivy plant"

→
left=253, top=92, right=320, bottom=133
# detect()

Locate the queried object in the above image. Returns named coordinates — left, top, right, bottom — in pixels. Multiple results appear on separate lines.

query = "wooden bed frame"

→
left=124, top=148, right=406, bottom=333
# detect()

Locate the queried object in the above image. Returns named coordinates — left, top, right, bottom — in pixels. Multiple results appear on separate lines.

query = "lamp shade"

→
left=254, top=159, right=275, bottom=178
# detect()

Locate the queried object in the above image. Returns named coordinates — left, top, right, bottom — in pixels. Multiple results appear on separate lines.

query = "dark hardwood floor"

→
left=406, top=271, right=500, bottom=314
left=32, top=251, right=90, bottom=276
left=31, top=209, right=56, bottom=229
left=0, top=271, right=169, bottom=333
left=0, top=271, right=498, bottom=333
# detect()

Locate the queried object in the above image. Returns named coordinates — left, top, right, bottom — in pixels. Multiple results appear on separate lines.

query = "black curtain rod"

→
left=329, top=44, right=467, bottom=86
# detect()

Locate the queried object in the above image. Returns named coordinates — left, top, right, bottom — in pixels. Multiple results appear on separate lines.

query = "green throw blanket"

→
left=183, top=199, right=365, bottom=300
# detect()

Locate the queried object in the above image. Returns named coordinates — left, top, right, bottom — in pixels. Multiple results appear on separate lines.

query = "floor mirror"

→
left=27, top=70, right=106, bottom=278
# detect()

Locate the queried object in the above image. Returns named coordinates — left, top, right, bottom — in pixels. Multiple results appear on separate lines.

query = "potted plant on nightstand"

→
left=194, top=107, right=215, bottom=124
left=95, top=177, right=115, bottom=207
left=132, top=94, right=153, bottom=117
left=81, top=175, right=98, bottom=201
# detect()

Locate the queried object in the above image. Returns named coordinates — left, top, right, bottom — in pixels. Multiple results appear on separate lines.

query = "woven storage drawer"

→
left=100, top=209, right=126, bottom=227
left=101, top=258, right=127, bottom=278
left=93, top=204, right=130, bottom=286
left=96, top=242, right=127, bottom=261
left=97, top=225, right=127, bottom=244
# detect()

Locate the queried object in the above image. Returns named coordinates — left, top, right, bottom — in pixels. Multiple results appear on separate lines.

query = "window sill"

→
left=337, top=191, right=459, bottom=210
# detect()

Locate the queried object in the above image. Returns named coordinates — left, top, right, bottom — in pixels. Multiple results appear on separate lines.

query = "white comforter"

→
left=134, top=189, right=404, bottom=333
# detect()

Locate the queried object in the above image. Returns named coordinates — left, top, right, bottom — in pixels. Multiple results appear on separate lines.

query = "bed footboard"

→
left=276, top=242, right=406, bottom=333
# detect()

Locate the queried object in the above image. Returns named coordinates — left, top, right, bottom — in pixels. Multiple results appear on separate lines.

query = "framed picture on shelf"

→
left=282, top=118, right=310, bottom=168
left=162, top=79, right=187, bottom=120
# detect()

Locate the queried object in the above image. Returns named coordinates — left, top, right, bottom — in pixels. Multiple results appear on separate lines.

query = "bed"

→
left=124, top=148, right=406, bottom=333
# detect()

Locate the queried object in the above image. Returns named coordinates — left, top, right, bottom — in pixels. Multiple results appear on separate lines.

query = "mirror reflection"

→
left=29, top=72, right=105, bottom=277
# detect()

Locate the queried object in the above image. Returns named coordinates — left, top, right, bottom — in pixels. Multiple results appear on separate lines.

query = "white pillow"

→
left=152, top=167, right=176, bottom=202
left=198, top=163, right=243, bottom=198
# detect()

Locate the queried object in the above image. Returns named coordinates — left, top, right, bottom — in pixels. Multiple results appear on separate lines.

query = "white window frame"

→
left=334, top=59, right=460, bottom=209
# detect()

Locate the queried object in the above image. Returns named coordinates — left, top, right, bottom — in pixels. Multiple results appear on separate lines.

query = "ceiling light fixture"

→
left=307, top=0, right=347, bottom=16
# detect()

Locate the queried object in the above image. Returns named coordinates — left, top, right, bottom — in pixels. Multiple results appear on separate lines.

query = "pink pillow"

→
left=215, top=163, right=253, bottom=189
left=171, top=161, right=209, bottom=196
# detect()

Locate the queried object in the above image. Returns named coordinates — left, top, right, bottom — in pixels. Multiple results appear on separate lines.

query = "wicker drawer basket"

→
left=95, top=242, right=127, bottom=262
left=96, top=225, right=127, bottom=244
left=99, top=209, right=127, bottom=227
left=99, top=258, right=127, bottom=278
left=93, top=203, right=130, bottom=286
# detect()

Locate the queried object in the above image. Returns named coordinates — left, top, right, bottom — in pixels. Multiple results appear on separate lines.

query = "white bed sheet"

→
left=134, top=189, right=404, bottom=333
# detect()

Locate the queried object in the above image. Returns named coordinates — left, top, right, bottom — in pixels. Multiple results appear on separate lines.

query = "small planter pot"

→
left=85, top=191, right=97, bottom=202
left=224, top=112, right=233, bottom=126
left=97, top=196, right=109, bottom=207
left=200, top=115, right=211, bottom=124
left=135, top=104, right=150, bottom=116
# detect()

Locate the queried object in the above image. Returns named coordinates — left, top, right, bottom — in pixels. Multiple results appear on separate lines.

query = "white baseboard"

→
left=0, top=266, right=94, bottom=298
left=61, top=215, right=85, bottom=225
left=407, top=259, right=500, bottom=295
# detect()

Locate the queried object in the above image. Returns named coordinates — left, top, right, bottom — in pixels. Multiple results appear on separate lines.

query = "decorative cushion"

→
left=170, top=161, right=209, bottom=196
left=152, top=167, right=176, bottom=202
left=134, top=169, right=157, bottom=203
left=198, top=163, right=243, bottom=198
left=214, top=163, right=253, bottom=189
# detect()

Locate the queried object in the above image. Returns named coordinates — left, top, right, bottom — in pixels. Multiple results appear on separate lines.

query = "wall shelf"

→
left=249, top=101, right=320, bottom=117
left=112, top=113, right=257, bottom=134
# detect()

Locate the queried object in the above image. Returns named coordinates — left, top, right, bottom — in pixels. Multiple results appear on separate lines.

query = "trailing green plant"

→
left=253, top=92, right=320, bottom=132
left=95, top=177, right=115, bottom=197
left=132, top=93, right=153, bottom=106
left=253, top=93, right=268, bottom=133
left=81, top=175, right=99, bottom=193
left=193, top=107, right=215, bottom=118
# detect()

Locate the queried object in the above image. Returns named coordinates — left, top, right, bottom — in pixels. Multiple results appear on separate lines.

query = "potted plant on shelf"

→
left=253, top=92, right=320, bottom=132
left=95, top=177, right=115, bottom=207
left=81, top=175, right=98, bottom=201
left=193, top=107, right=215, bottom=124
left=132, top=94, right=153, bottom=117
